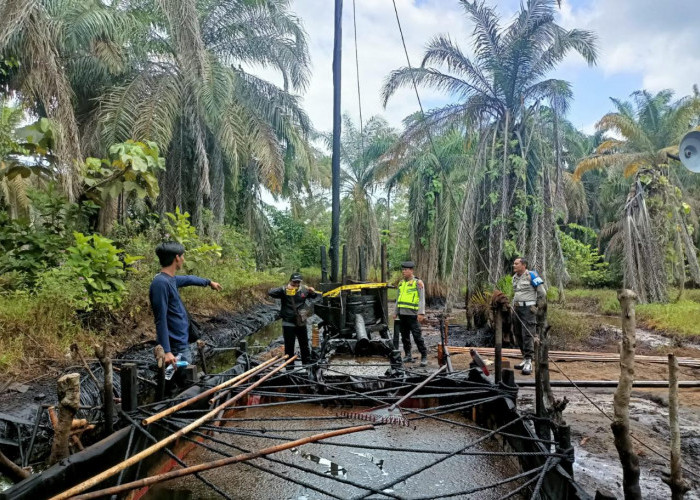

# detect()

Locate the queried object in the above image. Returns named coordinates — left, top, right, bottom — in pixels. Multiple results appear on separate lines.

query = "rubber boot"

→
left=520, top=358, right=533, bottom=375
left=419, top=354, right=428, bottom=367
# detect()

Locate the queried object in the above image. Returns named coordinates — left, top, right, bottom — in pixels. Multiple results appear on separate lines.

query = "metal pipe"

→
left=354, top=313, right=370, bottom=350
left=329, top=0, right=343, bottom=283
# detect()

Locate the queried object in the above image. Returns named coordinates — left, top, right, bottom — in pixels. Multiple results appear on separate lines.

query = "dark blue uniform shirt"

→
left=149, top=273, right=210, bottom=353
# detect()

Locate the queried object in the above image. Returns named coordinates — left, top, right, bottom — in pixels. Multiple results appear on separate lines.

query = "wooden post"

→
left=381, top=243, right=388, bottom=325
left=328, top=0, right=343, bottom=284
left=341, top=245, right=348, bottom=285
left=321, top=245, right=328, bottom=283
left=197, top=339, right=208, bottom=374
left=494, top=307, right=503, bottom=384
left=94, top=342, right=114, bottom=436
left=49, top=373, right=80, bottom=465
left=612, top=289, right=642, bottom=500
left=534, top=337, right=549, bottom=440
left=663, top=353, right=690, bottom=499
left=358, top=246, right=366, bottom=281
left=154, top=345, right=165, bottom=402
left=120, top=363, right=138, bottom=413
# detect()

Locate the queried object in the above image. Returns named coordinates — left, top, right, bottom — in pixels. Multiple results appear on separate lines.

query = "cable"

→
left=352, top=0, right=366, bottom=169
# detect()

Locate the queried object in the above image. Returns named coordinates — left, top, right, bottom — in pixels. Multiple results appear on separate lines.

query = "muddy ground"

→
left=415, top=305, right=700, bottom=500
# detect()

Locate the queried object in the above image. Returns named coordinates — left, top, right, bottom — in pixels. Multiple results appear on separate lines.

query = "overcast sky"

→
left=254, top=0, right=700, bottom=136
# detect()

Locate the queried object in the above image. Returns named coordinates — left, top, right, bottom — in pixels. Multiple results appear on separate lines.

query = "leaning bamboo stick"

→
left=142, top=355, right=281, bottom=426
left=70, top=424, right=374, bottom=500
left=50, top=355, right=296, bottom=500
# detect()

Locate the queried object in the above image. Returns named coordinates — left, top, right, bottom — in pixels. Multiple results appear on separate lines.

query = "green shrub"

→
left=0, top=185, right=96, bottom=286
left=164, top=208, right=222, bottom=271
left=560, top=226, right=612, bottom=287
left=62, top=232, right=142, bottom=310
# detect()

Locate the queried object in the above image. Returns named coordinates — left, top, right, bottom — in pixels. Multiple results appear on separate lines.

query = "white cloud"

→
left=559, top=0, right=700, bottom=95
left=248, top=0, right=472, bottom=133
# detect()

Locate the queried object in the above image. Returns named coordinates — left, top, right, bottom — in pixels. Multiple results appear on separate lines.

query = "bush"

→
left=61, top=232, right=142, bottom=310
left=560, top=226, right=613, bottom=287
left=164, top=208, right=222, bottom=271
left=0, top=185, right=96, bottom=286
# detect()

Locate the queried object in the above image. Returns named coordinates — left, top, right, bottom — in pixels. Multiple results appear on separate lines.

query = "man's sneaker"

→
left=419, top=355, right=428, bottom=367
left=514, top=359, right=527, bottom=370
left=521, top=358, right=533, bottom=375
left=402, top=355, right=414, bottom=363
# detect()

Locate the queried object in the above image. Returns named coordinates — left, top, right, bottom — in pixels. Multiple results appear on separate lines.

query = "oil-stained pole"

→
left=329, top=0, right=343, bottom=282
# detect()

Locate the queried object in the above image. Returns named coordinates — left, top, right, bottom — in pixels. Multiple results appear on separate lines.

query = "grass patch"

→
left=561, top=287, right=700, bottom=338
left=546, top=305, right=595, bottom=350
left=564, top=288, right=621, bottom=315
left=637, top=300, right=700, bottom=338
left=0, top=258, right=287, bottom=380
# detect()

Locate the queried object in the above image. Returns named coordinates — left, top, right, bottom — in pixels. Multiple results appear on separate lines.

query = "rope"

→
left=352, top=0, right=366, bottom=170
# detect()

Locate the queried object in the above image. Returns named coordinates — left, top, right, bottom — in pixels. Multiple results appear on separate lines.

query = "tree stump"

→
left=49, top=373, right=80, bottom=465
left=612, top=289, right=641, bottom=500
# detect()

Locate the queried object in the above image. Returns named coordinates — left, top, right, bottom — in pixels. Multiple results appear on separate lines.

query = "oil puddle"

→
left=209, top=321, right=283, bottom=373
left=289, top=447, right=347, bottom=478
left=351, top=451, right=388, bottom=476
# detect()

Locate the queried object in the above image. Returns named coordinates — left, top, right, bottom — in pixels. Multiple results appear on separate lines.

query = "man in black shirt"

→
left=268, top=273, right=318, bottom=367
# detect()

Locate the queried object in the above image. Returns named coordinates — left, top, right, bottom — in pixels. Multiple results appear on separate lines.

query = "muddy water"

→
left=208, top=320, right=283, bottom=373
left=146, top=405, right=524, bottom=500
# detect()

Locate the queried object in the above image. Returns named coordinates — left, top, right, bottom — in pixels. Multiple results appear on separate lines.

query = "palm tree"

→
left=96, top=0, right=312, bottom=232
left=382, top=127, right=475, bottom=300
left=382, top=0, right=597, bottom=287
left=574, top=90, right=700, bottom=302
left=336, top=115, right=396, bottom=275
left=0, top=0, right=138, bottom=201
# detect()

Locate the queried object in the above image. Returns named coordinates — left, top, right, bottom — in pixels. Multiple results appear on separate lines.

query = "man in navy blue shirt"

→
left=149, top=242, right=222, bottom=368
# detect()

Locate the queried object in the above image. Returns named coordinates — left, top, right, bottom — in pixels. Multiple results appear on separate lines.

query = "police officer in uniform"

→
left=394, top=261, right=428, bottom=366
left=511, top=257, right=546, bottom=375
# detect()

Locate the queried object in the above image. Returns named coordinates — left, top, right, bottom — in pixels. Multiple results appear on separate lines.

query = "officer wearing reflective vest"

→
left=511, top=256, right=546, bottom=375
left=394, top=261, right=428, bottom=366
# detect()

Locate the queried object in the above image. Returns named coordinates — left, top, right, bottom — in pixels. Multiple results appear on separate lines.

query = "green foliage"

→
left=560, top=226, right=612, bottom=287
left=0, top=185, right=97, bottom=286
left=164, top=208, right=222, bottom=270
left=83, top=140, right=165, bottom=202
left=268, top=207, right=328, bottom=270
left=60, top=232, right=142, bottom=310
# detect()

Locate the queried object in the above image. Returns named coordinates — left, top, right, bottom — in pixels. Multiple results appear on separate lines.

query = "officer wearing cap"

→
left=269, top=273, right=318, bottom=367
left=394, top=261, right=428, bottom=366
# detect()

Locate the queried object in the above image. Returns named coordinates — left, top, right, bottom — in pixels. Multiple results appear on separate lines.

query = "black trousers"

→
left=283, top=325, right=311, bottom=365
left=513, top=305, right=536, bottom=359
left=399, top=314, right=427, bottom=357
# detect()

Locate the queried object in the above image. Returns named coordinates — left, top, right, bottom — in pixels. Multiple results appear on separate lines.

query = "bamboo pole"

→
left=611, top=289, right=641, bottom=500
left=49, top=374, right=81, bottom=465
left=0, top=450, right=28, bottom=481
left=51, top=356, right=296, bottom=500
left=70, top=424, right=373, bottom=500
left=142, top=355, right=281, bottom=426
left=663, top=353, right=690, bottom=499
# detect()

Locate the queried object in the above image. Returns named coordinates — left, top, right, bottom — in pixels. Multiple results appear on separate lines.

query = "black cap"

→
left=401, top=261, right=415, bottom=269
left=290, top=272, right=303, bottom=282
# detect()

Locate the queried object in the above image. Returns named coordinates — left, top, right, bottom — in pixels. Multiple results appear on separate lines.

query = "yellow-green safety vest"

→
left=397, top=279, right=420, bottom=310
